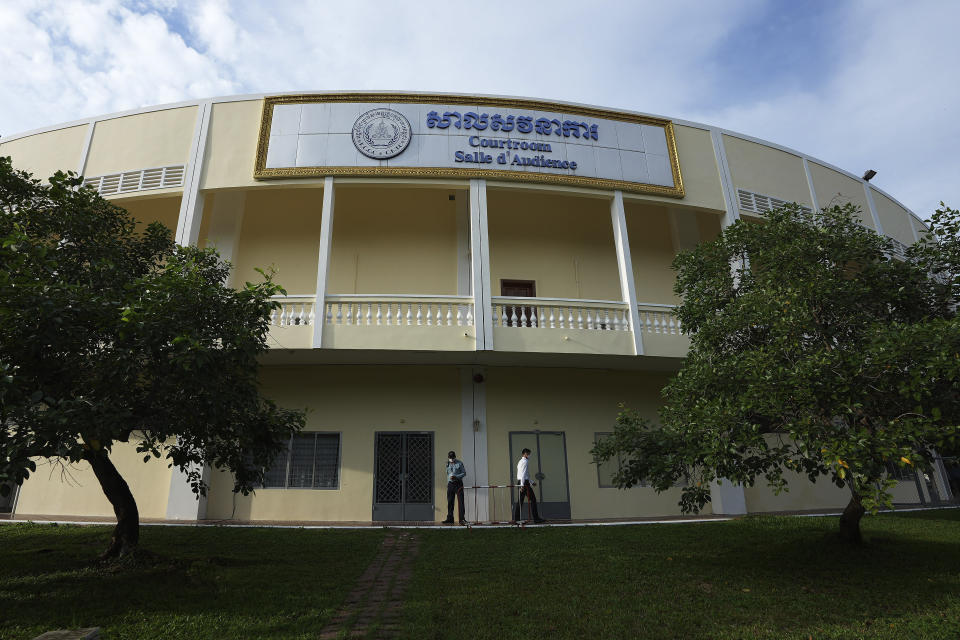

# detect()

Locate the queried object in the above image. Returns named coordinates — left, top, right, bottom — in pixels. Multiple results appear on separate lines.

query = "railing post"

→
left=611, top=191, right=644, bottom=355
left=312, top=177, right=335, bottom=348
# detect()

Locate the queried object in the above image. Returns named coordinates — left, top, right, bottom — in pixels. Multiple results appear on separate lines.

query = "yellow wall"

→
left=723, top=135, right=812, bottom=207
left=697, top=210, right=722, bottom=242
left=85, top=108, right=198, bottom=177
left=0, top=125, right=88, bottom=181
left=206, top=365, right=463, bottom=522
left=487, top=189, right=621, bottom=300
left=809, top=162, right=874, bottom=228
left=873, top=190, right=917, bottom=245
left=484, top=367, right=702, bottom=519
left=626, top=203, right=680, bottom=304
left=328, top=186, right=459, bottom=295
left=743, top=472, right=850, bottom=512
left=232, top=187, right=324, bottom=294
left=201, top=100, right=265, bottom=190
left=889, top=479, right=923, bottom=503
left=673, top=126, right=727, bottom=212
left=14, top=441, right=172, bottom=519
left=115, top=194, right=182, bottom=235
left=627, top=125, right=726, bottom=212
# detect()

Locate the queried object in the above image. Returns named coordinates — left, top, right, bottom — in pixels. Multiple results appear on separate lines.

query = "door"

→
left=509, top=431, right=571, bottom=519
left=501, top=279, right=536, bottom=327
left=373, top=432, right=434, bottom=521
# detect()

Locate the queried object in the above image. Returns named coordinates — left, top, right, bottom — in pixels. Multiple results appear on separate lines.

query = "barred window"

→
left=263, top=433, right=341, bottom=489
left=885, top=461, right=916, bottom=483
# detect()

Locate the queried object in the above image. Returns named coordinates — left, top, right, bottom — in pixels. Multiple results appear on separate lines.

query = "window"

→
left=593, top=432, right=687, bottom=489
left=594, top=432, right=644, bottom=488
left=262, top=433, right=341, bottom=489
left=885, top=461, right=916, bottom=483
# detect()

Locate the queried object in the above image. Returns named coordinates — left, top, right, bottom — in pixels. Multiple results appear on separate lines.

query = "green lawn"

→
left=1, top=510, right=959, bottom=639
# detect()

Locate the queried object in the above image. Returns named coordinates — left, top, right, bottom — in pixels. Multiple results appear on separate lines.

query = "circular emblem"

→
left=352, top=108, right=412, bottom=159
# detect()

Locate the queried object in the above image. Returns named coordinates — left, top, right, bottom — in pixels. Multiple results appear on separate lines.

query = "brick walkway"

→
left=318, top=530, right=420, bottom=639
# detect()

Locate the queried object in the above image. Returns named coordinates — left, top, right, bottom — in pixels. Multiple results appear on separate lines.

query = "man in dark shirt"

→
left=443, top=450, right=467, bottom=525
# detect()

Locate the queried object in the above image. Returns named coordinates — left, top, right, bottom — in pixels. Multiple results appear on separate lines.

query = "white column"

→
left=165, top=463, right=209, bottom=520
left=709, top=133, right=753, bottom=502
left=204, top=191, right=246, bottom=287
left=863, top=182, right=885, bottom=236
left=456, top=192, right=471, bottom=296
left=313, top=176, right=336, bottom=348
left=75, top=121, right=96, bottom=177
left=709, top=479, right=747, bottom=515
left=175, top=101, right=213, bottom=247
left=610, top=191, right=644, bottom=355
left=802, top=158, right=820, bottom=212
left=460, top=367, right=489, bottom=522
left=710, top=129, right=740, bottom=229
left=931, top=453, right=953, bottom=502
left=470, top=179, right=493, bottom=350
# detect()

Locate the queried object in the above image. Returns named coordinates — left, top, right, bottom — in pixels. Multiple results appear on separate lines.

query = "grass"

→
left=0, top=524, right=385, bottom=639
left=403, top=510, right=960, bottom=639
left=1, top=510, right=959, bottom=639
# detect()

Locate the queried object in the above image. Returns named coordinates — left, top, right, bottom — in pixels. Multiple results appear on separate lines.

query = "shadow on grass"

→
left=401, top=513, right=960, bottom=640
left=887, top=506, right=960, bottom=522
left=0, top=523, right=385, bottom=640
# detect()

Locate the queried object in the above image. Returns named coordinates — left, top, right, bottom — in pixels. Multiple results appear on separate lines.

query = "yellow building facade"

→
left=2, top=92, right=949, bottom=524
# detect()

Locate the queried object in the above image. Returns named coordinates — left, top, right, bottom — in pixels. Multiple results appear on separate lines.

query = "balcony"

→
left=321, top=294, right=476, bottom=351
left=205, top=182, right=712, bottom=363
left=267, top=294, right=689, bottom=359
left=492, top=297, right=634, bottom=355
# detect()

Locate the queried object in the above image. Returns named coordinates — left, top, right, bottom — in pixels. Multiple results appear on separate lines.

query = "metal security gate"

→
left=509, top=431, right=571, bottom=519
left=373, top=432, right=434, bottom=521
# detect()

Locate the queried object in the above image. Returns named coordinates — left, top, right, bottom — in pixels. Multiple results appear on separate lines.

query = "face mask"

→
left=448, top=458, right=454, bottom=463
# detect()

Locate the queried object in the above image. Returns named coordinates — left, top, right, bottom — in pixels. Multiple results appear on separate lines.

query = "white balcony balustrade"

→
left=491, top=297, right=635, bottom=356
left=266, top=295, right=686, bottom=356
left=636, top=303, right=682, bottom=335
left=320, top=295, right=477, bottom=351
left=323, top=295, right=475, bottom=328
left=269, top=295, right=316, bottom=326
left=267, top=295, right=317, bottom=349
left=636, top=302, right=688, bottom=357
left=492, top=297, right=632, bottom=331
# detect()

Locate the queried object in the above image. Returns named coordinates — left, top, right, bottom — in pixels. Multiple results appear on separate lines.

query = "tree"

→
left=593, top=203, right=960, bottom=543
left=0, top=157, right=305, bottom=558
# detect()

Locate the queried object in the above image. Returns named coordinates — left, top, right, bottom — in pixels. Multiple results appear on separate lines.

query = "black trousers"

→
left=514, top=481, right=541, bottom=521
left=447, top=480, right=465, bottom=521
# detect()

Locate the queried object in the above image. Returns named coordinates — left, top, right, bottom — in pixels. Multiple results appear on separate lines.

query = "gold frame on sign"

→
left=253, top=93, right=684, bottom=198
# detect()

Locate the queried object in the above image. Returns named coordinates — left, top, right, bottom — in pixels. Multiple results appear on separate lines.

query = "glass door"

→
left=509, top=430, right=571, bottom=519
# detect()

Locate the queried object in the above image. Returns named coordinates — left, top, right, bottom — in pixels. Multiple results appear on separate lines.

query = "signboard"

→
left=254, top=93, right=684, bottom=198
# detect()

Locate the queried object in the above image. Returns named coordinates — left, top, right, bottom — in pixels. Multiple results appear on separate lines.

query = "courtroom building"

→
left=1, top=92, right=952, bottom=524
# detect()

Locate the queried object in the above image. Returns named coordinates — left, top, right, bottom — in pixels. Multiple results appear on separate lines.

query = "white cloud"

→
left=1, top=0, right=955, bottom=217
left=685, top=1, right=960, bottom=217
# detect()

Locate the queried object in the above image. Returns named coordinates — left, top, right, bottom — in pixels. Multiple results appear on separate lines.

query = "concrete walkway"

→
left=2, top=504, right=956, bottom=530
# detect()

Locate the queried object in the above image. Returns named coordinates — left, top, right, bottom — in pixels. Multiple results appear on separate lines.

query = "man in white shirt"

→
left=514, top=448, right=545, bottom=523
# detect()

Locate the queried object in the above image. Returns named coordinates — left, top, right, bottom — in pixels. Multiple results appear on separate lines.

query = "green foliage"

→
left=0, top=156, right=305, bottom=498
left=593, top=203, right=960, bottom=514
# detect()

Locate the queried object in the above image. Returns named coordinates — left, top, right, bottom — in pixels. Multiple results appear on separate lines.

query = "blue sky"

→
left=1, top=0, right=957, bottom=219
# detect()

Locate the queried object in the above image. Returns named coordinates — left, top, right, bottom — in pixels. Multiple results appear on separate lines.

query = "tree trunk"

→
left=83, top=448, right=140, bottom=559
left=838, top=491, right=865, bottom=544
